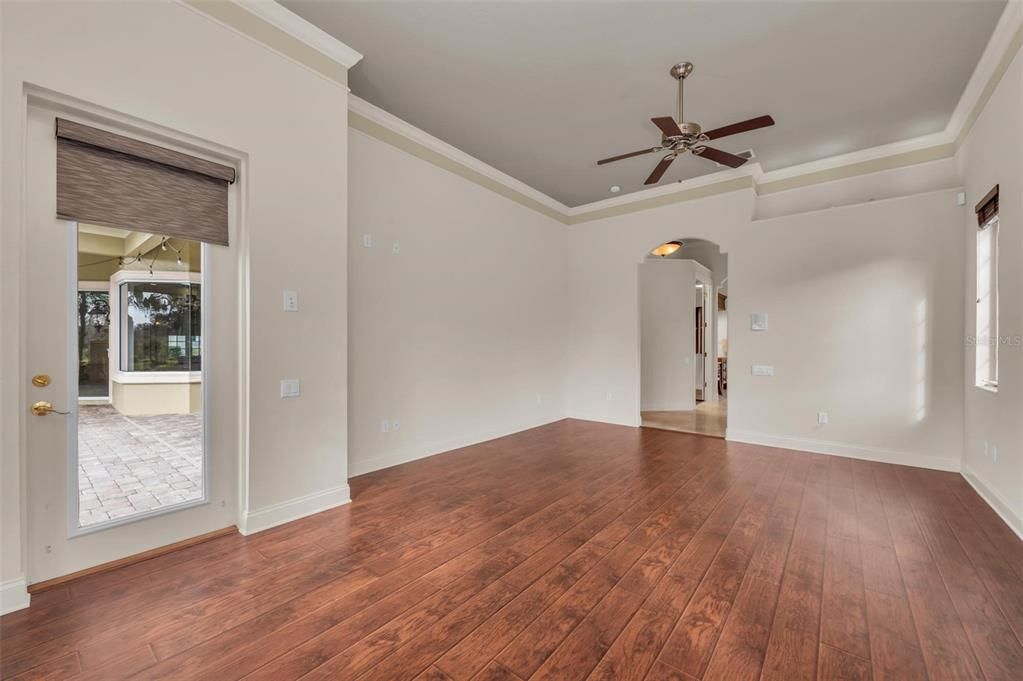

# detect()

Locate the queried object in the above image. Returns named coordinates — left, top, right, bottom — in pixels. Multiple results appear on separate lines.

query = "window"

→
left=975, top=185, right=999, bottom=391
left=120, top=281, right=201, bottom=372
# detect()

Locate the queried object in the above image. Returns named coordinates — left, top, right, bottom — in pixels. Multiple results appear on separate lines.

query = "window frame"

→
left=109, top=269, right=202, bottom=386
left=975, top=211, right=999, bottom=392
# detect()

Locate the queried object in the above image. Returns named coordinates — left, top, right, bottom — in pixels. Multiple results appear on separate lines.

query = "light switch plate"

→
left=283, top=289, right=298, bottom=311
left=751, top=312, right=768, bottom=331
left=751, top=365, right=774, bottom=376
left=280, top=379, right=301, bottom=397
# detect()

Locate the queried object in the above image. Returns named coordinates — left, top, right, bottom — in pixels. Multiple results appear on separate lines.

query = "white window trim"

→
left=109, top=269, right=202, bottom=385
left=975, top=214, right=999, bottom=392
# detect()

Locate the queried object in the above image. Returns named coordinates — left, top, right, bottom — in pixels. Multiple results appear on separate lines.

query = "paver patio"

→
left=77, top=404, right=202, bottom=527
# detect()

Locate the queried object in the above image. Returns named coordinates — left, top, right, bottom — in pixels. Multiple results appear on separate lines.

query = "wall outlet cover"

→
left=751, top=365, right=774, bottom=376
left=283, top=289, right=298, bottom=311
left=280, top=379, right=301, bottom=398
left=751, top=312, right=768, bottom=331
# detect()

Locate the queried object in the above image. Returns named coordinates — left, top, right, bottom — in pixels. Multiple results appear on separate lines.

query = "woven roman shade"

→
left=975, top=184, right=999, bottom=227
left=56, top=119, right=235, bottom=246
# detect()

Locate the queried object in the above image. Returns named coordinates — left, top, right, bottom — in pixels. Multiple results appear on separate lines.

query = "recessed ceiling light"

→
left=609, top=185, right=621, bottom=193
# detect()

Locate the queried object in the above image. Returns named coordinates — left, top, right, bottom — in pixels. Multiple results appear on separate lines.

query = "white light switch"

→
left=751, top=312, right=768, bottom=331
left=751, top=365, right=774, bottom=376
left=362, top=234, right=373, bottom=248
left=283, top=289, right=298, bottom=311
left=280, top=379, right=301, bottom=397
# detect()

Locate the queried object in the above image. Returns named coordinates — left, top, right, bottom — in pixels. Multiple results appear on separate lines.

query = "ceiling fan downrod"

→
left=670, top=61, right=693, bottom=124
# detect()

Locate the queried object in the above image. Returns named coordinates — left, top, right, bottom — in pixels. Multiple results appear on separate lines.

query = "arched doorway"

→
left=639, top=238, right=727, bottom=437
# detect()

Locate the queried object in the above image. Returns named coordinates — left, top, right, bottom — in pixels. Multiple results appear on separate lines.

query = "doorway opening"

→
left=639, top=238, right=727, bottom=438
left=76, top=224, right=206, bottom=529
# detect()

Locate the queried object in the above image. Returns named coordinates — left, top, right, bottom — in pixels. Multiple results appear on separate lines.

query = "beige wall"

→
left=111, top=381, right=201, bottom=416
left=640, top=260, right=702, bottom=412
left=347, top=129, right=567, bottom=475
left=2, top=0, right=350, bottom=594
left=957, top=49, right=1023, bottom=533
left=567, top=183, right=966, bottom=472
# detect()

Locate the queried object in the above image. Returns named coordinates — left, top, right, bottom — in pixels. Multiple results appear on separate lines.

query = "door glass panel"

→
left=77, top=225, right=205, bottom=529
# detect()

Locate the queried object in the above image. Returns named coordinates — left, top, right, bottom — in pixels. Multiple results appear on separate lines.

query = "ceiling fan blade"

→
left=651, top=116, right=683, bottom=138
left=597, top=147, right=662, bottom=165
left=703, top=115, right=775, bottom=141
left=644, top=155, right=676, bottom=184
left=694, top=146, right=748, bottom=168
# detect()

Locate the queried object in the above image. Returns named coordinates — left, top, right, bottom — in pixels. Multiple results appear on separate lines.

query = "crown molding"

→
left=181, top=1, right=361, bottom=84
left=343, top=1, right=1022, bottom=225
left=236, top=1, right=363, bottom=69
left=349, top=95, right=571, bottom=222
left=950, top=0, right=1023, bottom=146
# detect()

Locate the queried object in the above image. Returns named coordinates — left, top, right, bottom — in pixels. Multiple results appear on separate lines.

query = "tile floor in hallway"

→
left=77, top=404, right=203, bottom=527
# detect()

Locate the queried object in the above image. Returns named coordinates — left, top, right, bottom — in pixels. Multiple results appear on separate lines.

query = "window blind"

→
left=56, top=118, right=235, bottom=246
left=975, top=184, right=998, bottom=227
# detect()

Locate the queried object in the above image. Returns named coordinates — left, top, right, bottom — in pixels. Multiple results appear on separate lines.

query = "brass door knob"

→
left=31, top=401, right=69, bottom=416
left=31, top=374, right=51, bottom=388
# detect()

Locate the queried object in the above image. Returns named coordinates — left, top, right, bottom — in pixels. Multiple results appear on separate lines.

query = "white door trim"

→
left=10, top=84, right=249, bottom=590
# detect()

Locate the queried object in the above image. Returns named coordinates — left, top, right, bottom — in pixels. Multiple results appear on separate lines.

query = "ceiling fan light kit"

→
left=597, top=62, right=775, bottom=186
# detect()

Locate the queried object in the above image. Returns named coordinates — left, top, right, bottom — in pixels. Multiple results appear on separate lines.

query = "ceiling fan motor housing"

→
left=677, top=122, right=702, bottom=137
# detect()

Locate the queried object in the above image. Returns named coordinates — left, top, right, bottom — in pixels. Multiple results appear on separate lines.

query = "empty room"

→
left=2, top=1, right=1022, bottom=680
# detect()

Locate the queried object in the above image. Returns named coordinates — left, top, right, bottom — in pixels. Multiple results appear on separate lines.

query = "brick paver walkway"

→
left=77, top=405, right=203, bottom=527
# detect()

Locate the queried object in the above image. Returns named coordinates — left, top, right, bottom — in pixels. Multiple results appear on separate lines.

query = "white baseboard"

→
left=725, top=429, right=962, bottom=472
left=239, top=484, right=351, bottom=536
left=1, top=577, right=31, bottom=615
left=962, top=465, right=1023, bottom=541
left=349, top=416, right=566, bottom=477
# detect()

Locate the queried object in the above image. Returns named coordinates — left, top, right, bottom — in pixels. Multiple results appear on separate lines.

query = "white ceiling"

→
left=284, top=0, right=1005, bottom=207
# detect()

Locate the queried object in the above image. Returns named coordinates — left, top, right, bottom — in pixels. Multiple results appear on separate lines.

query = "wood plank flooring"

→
left=2, top=419, right=1022, bottom=680
left=641, top=400, right=727, bottom=438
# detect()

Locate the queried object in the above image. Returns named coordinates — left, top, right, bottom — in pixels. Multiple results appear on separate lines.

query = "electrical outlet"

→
left=392, top=242, right=401, bottom=254
left=817, top=411, right=828, bottom=425
left=280, top=379, right=301, bottom=398
left=282, top=289, right=298, bottom=311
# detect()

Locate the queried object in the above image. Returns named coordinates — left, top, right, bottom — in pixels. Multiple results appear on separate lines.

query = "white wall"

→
left=347, top=129, right=567, bottom=475
left=1, top=0, right=350, bottom=598
left=566, top=191, right=752, bottom=426
left=957, top=49, right=1023, bottom=534
left=567, top=182, right=966, bottom=471
left=733, top=191, right=965, bottom=469
left=639, top=260, right=699, bottom=411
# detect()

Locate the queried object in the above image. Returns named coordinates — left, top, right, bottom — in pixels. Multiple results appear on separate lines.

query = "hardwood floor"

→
left=642, top=400, right=727, bottom=438
left=2, top=419, right=1022, bottom=681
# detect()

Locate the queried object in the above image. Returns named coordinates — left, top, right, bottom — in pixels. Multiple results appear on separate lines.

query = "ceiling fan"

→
left=597, top=62, right=775, bottom=185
